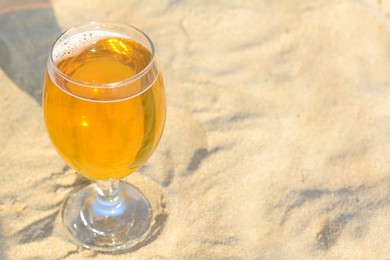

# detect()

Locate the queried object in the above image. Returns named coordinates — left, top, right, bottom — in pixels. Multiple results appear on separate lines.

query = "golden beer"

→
left=43, top=37, right=166, bottom=180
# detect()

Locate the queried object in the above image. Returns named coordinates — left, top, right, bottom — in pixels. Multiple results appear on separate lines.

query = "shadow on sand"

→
left=0, top=0, right=61, bottom=104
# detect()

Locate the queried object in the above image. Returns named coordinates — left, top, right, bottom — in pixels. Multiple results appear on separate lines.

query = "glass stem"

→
left=94, top=179, right=125, bottom=217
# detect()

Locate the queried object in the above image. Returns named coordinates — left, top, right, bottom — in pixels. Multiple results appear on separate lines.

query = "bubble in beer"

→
left=52, top=31, right=126, bottom=63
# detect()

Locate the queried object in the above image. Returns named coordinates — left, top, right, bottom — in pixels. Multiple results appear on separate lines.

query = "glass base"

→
left=62, top=181, right=152, bottom=252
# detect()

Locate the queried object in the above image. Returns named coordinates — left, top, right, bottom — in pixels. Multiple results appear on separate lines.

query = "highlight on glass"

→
left=42, top=21, right=166, bottom=251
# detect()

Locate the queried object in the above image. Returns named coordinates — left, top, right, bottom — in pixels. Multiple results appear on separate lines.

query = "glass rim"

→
left=48, top=21, right=156, bottom=88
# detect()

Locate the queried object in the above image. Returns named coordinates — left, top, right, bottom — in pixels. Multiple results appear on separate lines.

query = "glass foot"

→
left=62, top=181, right=152, bottom=251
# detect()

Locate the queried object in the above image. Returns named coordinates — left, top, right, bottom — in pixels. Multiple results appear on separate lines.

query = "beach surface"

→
left=2, top=0, right=390, bottom=258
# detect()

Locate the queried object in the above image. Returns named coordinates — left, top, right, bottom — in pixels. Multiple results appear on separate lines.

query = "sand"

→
left=2, top=0, right=390, bottom=258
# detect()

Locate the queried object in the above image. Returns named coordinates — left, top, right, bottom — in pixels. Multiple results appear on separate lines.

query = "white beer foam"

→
left=52, top=31, right=126, bottom=62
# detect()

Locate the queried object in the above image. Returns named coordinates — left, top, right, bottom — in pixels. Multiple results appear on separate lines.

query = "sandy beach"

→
left=2, top=0, right=390, bottom=258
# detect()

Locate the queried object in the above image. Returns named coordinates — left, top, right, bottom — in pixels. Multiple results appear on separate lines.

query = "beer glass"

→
left=42, top=21, right=166, bottom=251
